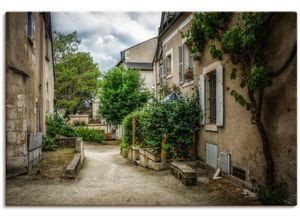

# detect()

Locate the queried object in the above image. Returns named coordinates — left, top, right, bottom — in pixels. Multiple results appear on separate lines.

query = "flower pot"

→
left=184, top=69, right=193, bottom=80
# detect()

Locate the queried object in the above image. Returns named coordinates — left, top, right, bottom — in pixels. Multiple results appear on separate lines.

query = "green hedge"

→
left=45, top=114, right=104, bottom=148
left=121, top=97, right=201, bottom=159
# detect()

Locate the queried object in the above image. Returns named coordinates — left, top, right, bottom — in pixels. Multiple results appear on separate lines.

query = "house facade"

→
left=118, top=37, right=158, bottom=93
left=154, top=12, right=297, bottom=203
left=6, top=12, right=55, bottom=175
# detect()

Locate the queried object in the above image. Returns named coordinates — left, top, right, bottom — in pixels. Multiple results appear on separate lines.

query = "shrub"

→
left=46, top=113, right=104, bottom=143
left=43, top=135, right=58, bottom=151
left=121, top=96, right=201, bottom=159
left=75, top=127, right=104, bottom=143
left=258, top=184, right=287, bottom=205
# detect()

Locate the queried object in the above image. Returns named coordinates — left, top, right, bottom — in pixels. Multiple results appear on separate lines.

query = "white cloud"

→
left=52, top=12, right=161, bottom=72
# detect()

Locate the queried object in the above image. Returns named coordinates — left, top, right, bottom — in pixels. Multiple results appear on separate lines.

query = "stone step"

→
left=170, top=161, right=197, bottom=186
left=65, top=153, right=81, bottom=178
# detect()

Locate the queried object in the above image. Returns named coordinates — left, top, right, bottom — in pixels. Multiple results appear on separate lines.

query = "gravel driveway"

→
left=6, top=143, right=258, bottom=206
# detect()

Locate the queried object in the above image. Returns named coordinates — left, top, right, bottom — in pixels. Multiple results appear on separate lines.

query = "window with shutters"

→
left=205, top=70, right=217, bottom=124
left=179, top=45, right=184, bottom=83
left=166, top=54, right=172, bottom=75
left=199, top=61, right=223, bottom=129
left=159, top=60, right=164, bottom=82
left=184, top=44, right=194, bottom=81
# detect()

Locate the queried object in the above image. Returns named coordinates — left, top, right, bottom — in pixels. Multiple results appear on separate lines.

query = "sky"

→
left=52, top=12, right=161, bottom=72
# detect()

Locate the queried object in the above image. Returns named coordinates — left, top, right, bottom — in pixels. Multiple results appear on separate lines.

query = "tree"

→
left=99, top=66, right=150, bottom=126
left=184, top=13, right=296, bottom=188
left=53, top=31, right=101, bottom=117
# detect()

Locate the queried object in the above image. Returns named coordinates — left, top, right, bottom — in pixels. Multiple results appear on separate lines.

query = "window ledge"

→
left=182, top=80, right=194, bottom=88
left=205, top=124, right=218, bottom=132
left=166, top=74, right=173, bottom=79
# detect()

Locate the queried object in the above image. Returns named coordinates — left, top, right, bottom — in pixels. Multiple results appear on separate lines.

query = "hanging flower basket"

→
left=184, top=68, right=194, bottom=80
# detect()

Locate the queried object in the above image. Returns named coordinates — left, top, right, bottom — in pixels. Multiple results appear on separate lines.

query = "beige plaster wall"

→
left=125, top=37, right=157, bottom=63
left=155, top=12, right=297, bottom=202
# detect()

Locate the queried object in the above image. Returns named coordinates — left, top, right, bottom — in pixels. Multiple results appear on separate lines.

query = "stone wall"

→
left=6, top=12, right=55, bottom=175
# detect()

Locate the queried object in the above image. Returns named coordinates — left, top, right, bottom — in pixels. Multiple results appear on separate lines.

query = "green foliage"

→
left=208, top=43, right=223, bottom=60
left=99, top=66, right=150, bottom=125
left=258, top=184, right=287, bottom=205
left=247, top=65, right=272, bottom=90
left=121, top=97, right=201, bottom=159
left=73, top=120, right=87, bottom=126
left=162, top=143, right=175, bottom=160
left=183, top=12, right=231, bottom=60
left=53, top=32, right=101, bottom=117
left=43, top=136, right=58, bottom=151
left=46, top=114, right=103, bottom=143
left=53, top=31, right=81, bottom=64
left=75, top=127, right=104, bottom=143
left=230, top=90, right=253, bottom=111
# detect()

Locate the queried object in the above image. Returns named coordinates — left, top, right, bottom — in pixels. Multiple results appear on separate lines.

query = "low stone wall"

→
left=55, top=137, right=85, bottom=178
left=125, top=147, right=169, bottom=171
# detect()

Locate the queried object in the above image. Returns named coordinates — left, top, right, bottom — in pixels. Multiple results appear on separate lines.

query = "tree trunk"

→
left=248, top=89, right=275, bottom=187
left=255, top=117, right=275, bottom=187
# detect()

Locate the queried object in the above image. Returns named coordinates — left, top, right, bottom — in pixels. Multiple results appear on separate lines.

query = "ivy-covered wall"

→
left=154, top=12, right=296, bottom=203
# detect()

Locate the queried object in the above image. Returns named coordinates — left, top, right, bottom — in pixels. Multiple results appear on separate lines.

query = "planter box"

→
left=147, top=159, right=169, bottom=171
left=139, top=148, right=148, bottom=167
left=132, top=146, right=140, bottom=162
left=184, top=69, right=194, bottom=80
left=127, top=148, right=133, bottom=161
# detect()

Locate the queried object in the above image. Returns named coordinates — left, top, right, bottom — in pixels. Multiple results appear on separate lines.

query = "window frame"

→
left=27, top=12, right=33, bottom=44
left=165, top=48, right=173, bottom=76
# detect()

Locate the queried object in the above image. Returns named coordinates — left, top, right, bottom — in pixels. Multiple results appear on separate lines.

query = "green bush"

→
left=121, top=96, right=201, bottom=159
left=75, top=127, right=104, bottom=143
left=258, top=184, right=287, bottom=205
left=46, top=114, right=104, bottom=143
left=73, top=120, right=87, bottom=126
left=43, top=135, right=58, bottom=151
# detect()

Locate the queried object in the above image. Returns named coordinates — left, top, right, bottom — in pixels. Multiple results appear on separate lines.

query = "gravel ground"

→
left=6, top=143, right=259, bottom=206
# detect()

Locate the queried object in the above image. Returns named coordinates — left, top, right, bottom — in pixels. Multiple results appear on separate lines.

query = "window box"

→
left=184, top=68, right=193, bottom=80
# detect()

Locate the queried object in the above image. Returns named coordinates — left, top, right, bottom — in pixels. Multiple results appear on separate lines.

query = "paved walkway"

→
left=6, top=143, right=257, bottom=206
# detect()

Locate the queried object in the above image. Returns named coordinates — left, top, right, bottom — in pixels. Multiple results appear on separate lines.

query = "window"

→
left=166, top=54, right=172, bottom=75
left=206, top=70, right=217, bottom=124
left=27, top=12, right=33, bottom=43
left=179, top=45, right=184, bottom=83
left=180, top=44, right=194, bottom=82
left=199, top=61, right=223, bottom=127
left=45, top=34, right=50, bottom=61
left=159, top=60, right=164, bottom=80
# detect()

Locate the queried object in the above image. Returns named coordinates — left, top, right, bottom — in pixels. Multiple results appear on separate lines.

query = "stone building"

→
left=153, top=12, right=297, bottom=203
left=6, top=12, right=55, bottom=175
left=118, top=37, right=158, bottom=93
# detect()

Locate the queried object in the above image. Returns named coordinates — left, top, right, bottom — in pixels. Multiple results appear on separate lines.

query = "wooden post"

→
left=161, top=135, right=168, bottom=163
left=132, top=117, right=136, bottom=146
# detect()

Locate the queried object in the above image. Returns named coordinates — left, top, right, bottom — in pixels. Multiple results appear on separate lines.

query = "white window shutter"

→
left=216, top=65, right=224, bottom=126
left=199, top=74, right=205, bottom=125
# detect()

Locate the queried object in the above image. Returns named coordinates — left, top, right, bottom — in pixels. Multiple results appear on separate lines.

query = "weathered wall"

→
left=155, top=12, right=297, bottom=203
left=68, top=114, right=89, bottom=125
left=155, top=13, right=196, bottom=98
left=196, top=13, right=297, bottom=203
left=6, top=12, right=55, bottom=174
left=125, top=37, right=157, bottom=63
left=140, top=70, right=155, bottom=93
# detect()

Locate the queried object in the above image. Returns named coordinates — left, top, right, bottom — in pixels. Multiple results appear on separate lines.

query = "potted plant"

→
left=184, top=67, right=194, bottom=80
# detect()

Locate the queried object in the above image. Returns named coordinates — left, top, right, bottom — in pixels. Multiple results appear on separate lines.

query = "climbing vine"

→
left=184, top=12, right=296, bottom=197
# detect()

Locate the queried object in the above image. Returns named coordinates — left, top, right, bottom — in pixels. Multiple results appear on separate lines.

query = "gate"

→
left=28, top=132, right=43, bottom=169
